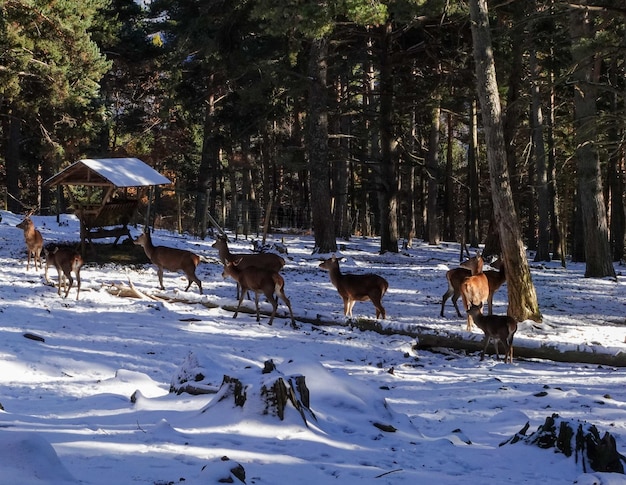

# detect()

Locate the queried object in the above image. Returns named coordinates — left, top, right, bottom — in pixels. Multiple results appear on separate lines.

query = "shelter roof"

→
left=44, top=158, right=171, bottom=188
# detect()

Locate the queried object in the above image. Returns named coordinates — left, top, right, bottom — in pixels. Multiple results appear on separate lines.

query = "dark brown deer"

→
left=44, top=247, right=83, bottom=300
left=441, top=257, right=506, bottom=318
left=16, top=216, right=44, bottom=271
left=212, top=236, right=285, bottom=298
left=222, top=259, right=295, bottom=326
left=467, top=303, right=517, bottom=363
left=134, top=231, right=202, bottom=293
left=319, top=255, right=389, bottom=319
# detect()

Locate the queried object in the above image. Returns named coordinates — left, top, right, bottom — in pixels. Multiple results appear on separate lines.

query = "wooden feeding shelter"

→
left=44, top=158, right=171, bottom=250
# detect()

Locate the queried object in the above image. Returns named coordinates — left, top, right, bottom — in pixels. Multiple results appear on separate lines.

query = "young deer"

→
left=134, top=231, right=202, bottom=293
left=467, top=303, right=517, bottom=363
left=44, top=247, right=83, bottom=300
left=459, top=253, right=489, bottom=331
left=319, top=255, right=389, bottom=319
left=16, top=216, right=44, bottom=271
left=212, top=236, right=285, bottom=298
left=440, top=257, right=506, bottom=318
left=222, top=258, right=295, bottom=326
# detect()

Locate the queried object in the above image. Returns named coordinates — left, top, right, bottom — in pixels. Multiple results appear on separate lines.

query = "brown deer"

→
left=222, top=258, right=295, bottom=326
left=16, top=216, right=44, bottom=271
left=44, top=247, right=83, bottom=300
left=467, top=303, right=517, bottom=363
left=212, top=236, right=285, bottom=298
left=441, top=256, right=506, bottom=318
left=134, top=231, right=202, bottom=293
left=319, top=255, right=389, bottom=319
left=459, top=253, right=489, bottom=331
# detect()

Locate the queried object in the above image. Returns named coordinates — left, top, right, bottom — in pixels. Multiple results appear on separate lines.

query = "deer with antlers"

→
left=16, top=214, right=44, bottom=271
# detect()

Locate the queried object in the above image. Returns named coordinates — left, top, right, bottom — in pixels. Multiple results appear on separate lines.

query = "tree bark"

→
left=378, top=22, right=399, bottom=253
left=569, top=6, right=616, bottom=278
left=469, top=0, right=542, bottom=323
left=307, top=37, right=337, bottom=254
left=426, top=99, right=441, bottom=245
left=530, top=46, right=551, bottom=262
left=467, top=99, right=480, bottom=248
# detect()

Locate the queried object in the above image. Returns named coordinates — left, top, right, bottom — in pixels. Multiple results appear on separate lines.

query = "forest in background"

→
left=1, top=0, right=625, bottom=270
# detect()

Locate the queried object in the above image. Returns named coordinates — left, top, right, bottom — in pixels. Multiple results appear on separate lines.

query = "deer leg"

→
left=371, top=294, right=385, bottom=319
left=267, top=294, right=278, bottom=326
left=75, top=270, right=81, bottom=301
left=63, top=272, right=74, bottom=298
left=278, top=289, right=295, bottom=326
left=488, top=294, right=494, bottom=315
left=233, top=292, right=246, bottom=319
left=440, top=288, right=453, bottom=317
left=481, top=336, right=489, bottom=361
left=451, top=294, right=463, bottom=318
left=157, top=268, right=165, bottom=290
left=254, top=293, right=262, bottom=323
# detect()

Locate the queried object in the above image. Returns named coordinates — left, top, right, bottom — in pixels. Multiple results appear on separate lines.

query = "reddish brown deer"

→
left=16, top=216, right=44, bottom=271
left=44, top=247, right=83, bottom=300
left=134, top=231, right=202, bottom=293
left=212, top=236, right=285, bottom=298
left=467, top=303, right=517, bottom=363
left=440, top=257, right=506, bottom=318
left=459, top=253, right=489, bottom=331
left=319, top=255, right=389, bottom=319
left=222, top=259, right=295, bottom=326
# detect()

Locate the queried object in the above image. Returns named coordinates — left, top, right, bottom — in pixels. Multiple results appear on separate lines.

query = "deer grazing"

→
left=467, top=303, right=517, bottom=363
left=134, top=231, right=202, bottom=294
left=440, top=256, right=506, bottom=318
left=212, top=236, right=285, bottom=298
left=222, top=258, right=295, bottom=326
left=44, top=247, right=83, bottom=300
left=16, top=216, right=44, bottom=271
left=319, top=255, right=389, bottom=319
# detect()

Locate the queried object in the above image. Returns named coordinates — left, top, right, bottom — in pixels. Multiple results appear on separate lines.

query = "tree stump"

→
left=201, top=359, right=316, bottom=427
left=502, top=413, right=626, bottom=474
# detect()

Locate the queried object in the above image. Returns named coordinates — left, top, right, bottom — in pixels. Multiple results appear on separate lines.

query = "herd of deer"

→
left=15, top=215, right=517, bottom=363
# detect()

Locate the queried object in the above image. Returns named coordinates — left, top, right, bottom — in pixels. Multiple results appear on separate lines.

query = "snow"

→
left=1, top=210, right=626, bottom=484
left=44, top=158, right=171, bottom=188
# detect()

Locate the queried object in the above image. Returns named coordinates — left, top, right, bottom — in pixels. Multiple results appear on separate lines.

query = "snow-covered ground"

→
left=1, top=210, right=626, bottom=484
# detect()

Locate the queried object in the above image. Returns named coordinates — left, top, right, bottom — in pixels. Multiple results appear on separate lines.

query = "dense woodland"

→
left=1, top=1, right=625, bottom=295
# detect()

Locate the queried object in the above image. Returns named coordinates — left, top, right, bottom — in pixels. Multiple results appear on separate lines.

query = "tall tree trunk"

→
left=569, top=6, right=616, bottom=278
left=426, top=99, right=441, bottom=245
left=469, top=0, right=542, bottom=323
left=307, top=37, right=337, bottom=254
left=530, top=35, right=551, bottom=262
left=196, top=88, right=219, bottom=239
left=5, top=111, right=22, bottom=213
left=334, top=70, right=352, bottom=240
left=378, top=22, right=399, bottom=253
left=443, top=111, right=455, bottom=241
left=467, top=99, right=480, bottom=248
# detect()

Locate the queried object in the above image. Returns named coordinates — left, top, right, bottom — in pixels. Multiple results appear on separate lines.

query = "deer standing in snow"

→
left=212, top=236, right=285, bottom=298
left=467, top=302, right=517, bottom=363
left=222, top=258, right=295, bottom=326
left=441, top=256, right=506, bottom=318
left=44, top=246, right=83, bottom=300
left=319, top=255, right=389, bottom=319
left=134, top=231, right=202, bottom=293
left=16, top=215, right=44, bottom=271
left=459, top=253, right=489, bottom=331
